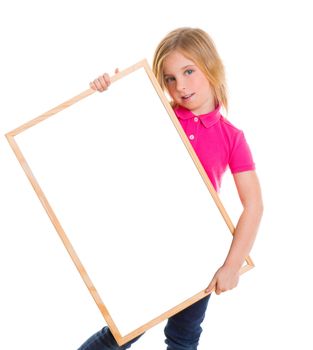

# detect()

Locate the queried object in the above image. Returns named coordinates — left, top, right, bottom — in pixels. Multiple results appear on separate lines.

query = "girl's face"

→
left=163, top=50, right=215, bottom=115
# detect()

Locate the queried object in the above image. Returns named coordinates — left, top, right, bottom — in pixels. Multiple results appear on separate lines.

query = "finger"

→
left=97, top=74, right=110, bottom=91
left=91, top=73, right=111, bottom=92
left=89, top=81, right=96, bottom=90
left=97, top=77, right=107, bottom=91
left=101, top=73, right=111, bottom=87
left=215, top=287, right=222, bottom=295
left=115, top=68, right=120, bottom=74
left=92, top=78, right=103, bottom=92
left=205, top=279, right=216, bottom=294
left=215, top=283, right=227, bottom=295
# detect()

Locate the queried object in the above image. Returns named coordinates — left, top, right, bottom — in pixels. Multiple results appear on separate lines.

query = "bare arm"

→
left=206, top=170, right=263, bottom=295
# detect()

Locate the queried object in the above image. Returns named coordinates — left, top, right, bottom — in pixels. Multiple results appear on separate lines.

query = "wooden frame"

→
left=6, top=59, right=254, bottom=346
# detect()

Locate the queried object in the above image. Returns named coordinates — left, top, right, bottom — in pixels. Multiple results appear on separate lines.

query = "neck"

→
left=190, top=99, right=216, bottom=116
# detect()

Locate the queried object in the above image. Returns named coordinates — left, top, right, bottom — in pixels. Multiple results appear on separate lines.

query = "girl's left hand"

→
left=205, top=264, right=240, bottom=295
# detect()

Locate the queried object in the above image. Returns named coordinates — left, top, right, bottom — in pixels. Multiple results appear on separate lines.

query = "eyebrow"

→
left=163, top=65, right=196, bottom=76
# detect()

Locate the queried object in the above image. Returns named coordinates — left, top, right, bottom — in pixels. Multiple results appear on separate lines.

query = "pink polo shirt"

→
left=174, top=105, right=255, bottom=192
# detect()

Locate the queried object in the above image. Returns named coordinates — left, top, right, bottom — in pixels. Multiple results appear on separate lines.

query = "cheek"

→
left=193, top=76, right=205, bottom=89
left=166, top=85, right=176, bottom=98
left=187, top=77, right=200, bottom=91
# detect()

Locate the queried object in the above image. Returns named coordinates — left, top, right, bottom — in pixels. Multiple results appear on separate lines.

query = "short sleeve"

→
left=229, top=131, right=255, bottom=174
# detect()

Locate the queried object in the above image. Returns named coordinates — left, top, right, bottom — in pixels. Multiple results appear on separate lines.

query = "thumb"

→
left=205, top=277, right=217, bottom=294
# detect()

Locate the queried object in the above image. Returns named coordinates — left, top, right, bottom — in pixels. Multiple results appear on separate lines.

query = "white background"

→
left=0, top=0, right=312, bottom=349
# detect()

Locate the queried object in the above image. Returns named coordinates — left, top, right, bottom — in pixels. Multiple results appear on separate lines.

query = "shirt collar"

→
left=174, top=105, right=221, bottom=128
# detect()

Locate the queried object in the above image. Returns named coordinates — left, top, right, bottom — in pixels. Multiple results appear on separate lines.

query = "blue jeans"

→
left=78, top=295, right=211, bottom=350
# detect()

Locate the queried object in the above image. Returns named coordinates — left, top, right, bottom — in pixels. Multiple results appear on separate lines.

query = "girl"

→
left=79, top=27, right=263, bottom=350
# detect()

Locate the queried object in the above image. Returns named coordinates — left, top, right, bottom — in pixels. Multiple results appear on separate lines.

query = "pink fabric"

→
left=174, top=105, right=255, bottom=192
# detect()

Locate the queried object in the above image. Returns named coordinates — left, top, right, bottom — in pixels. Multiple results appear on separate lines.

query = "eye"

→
left=165, top=76, right=175, bottom=84
left=185, top=69, right=194, bottom=75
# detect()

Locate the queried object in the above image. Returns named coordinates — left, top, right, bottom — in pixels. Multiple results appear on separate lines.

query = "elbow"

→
left=255, top=196, right=264, bottom=216
left=256, top=200, right=264, bottom=220
left=243, top=198, right=264, bottom=220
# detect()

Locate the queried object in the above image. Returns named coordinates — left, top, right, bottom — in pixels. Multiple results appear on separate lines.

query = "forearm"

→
left=206, top=171, right=263, bottom=294
left=223, top=203, right=263, bottom=271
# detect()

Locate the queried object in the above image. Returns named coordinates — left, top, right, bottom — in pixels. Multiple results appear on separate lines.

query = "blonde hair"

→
left=152, top=27, right=228, bottom=111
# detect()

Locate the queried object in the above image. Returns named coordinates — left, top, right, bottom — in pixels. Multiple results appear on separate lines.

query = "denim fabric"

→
left=77, top=295, right=211, bottom=350
left=164, top=295, right=211, bottom=350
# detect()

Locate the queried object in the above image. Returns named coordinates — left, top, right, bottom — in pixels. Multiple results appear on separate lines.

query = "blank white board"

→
left=6, top=60, right=253, bottom=345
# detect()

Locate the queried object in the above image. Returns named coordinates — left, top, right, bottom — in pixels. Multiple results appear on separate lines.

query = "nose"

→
left=175, top=77, right=186, bottom=92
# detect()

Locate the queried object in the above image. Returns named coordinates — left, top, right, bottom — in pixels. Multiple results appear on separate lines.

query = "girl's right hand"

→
left=89, top=69, right=119, bottom=92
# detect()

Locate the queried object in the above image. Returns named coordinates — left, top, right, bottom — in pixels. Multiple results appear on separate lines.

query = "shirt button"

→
left=189, top=134, right=195, bottom=140
left=194, top=117, right=199, bottom=122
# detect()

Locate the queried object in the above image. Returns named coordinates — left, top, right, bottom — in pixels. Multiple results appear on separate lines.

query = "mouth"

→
left=181, top=93, right=194, bottom=101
